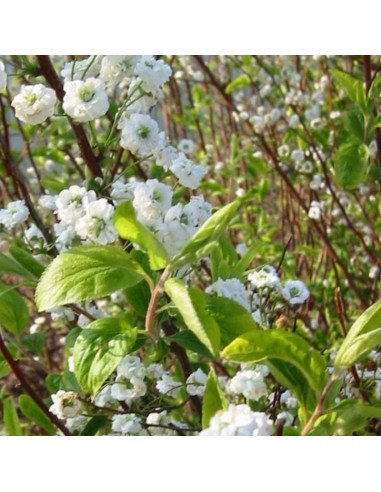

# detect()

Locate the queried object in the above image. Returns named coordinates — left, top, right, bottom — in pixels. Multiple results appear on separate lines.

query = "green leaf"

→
left=166, top=331, right=213, bottom=358
left=202, top=368, right=228, bottom=429
left=18, top=395, right=55, bottom=435
left=0, top=355, right=10, bottom=378
left=80, top=416, right=108, bottom=436
left=3, top=397, right=22, bottom=436
left=73, top=316, right=137, bottom=395
left=335, top=299, right=381, bottom=368
left=332, top=69, right=367, bottom=111
left=10, top=246, right=44, bottom=278
left=36, top=245, right=145, bottom=311
left=164, top=278, right=220, bottom=357
left=0, top=251, right=33, bottom=278
left=222, top=330, right=327, bottom=408
left=344, top=109, right=365, bottom=141
left=173, top=201, right=241, bottom=265
left=0, top=281, right=29, bottom=335
left=369, top=113, right=381, bottom=134
left=334, top=142, right=369, bottom=189
left=225, top=74, right=251, bottom=94
left=113, top=201, right=169, bottom=271
left=205, top=296, right=258, bottom=347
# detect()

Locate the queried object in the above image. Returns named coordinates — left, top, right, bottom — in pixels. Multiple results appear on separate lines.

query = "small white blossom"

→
left=49, top=391, right=82, bottom=420
left=248, top=266, right=280, bottom=290
left=200, top=404, right=273, bottom=436
left=156, top=373, right=182, bottom=398
left=186, top=369, right=208, bottom=396
left=12, top=85, right=57, bottom=125
left=112, top=414, right=142, bottom=435
left=100, top=55, right=138, bottom=87
left=61, top=56, right=102, bottom=82
left=207, top=278, right=251, bottom=311
left=178, top=139, right=195, bottom=154
left=63, top=78, right=109, bottom=122
left=132, top=179, right=173, bottom=224
left=135, top=56, right=172, bottom=98
left=0, top=200, right=30, bottom=228
left=282, top=280, right=310, bottom=305
left=120, top=113, right=160, bottom=156
left=170, top=153, right=207, bottom=189
left=228, top=370, right=268, bottom=401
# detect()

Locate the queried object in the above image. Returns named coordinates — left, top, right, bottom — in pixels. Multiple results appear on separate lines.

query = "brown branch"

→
left=0, top=331, right=71, bottom=436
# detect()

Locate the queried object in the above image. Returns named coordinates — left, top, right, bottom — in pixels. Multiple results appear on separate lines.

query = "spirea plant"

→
left=1, top=55, right=381, bottom=436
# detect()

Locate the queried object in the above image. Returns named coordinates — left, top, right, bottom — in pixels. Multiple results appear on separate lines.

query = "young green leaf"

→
left=18, top=395, right=56, bottom=435
left=332, top=69, right=367, bottom=112
left=202, top=368, right=228, bottom=429
left=173, top=200, right=241, bottom=265
left=164, top=278, right=220, bottom=357
left=334, top=142, right=369, bottom=189
left=2, top=397, right=22, bottom=436
left=205, top=295, right=258, bottom=347
left=0, top=251, right=34, bottom=279
left=335, top=299, right=381, bottom=368
left=113, top=201, right=169, bottom=271
left=0, top=281, right=29, bottom=335
left=73, top=316, right=137, bottom=395
left=225, top=74, right=251, bottom=94
left=36, top=245, right=145, bottom=311
left=222, top=330, right=327, bottom=399
left=10, top=246, right=45, bottom=278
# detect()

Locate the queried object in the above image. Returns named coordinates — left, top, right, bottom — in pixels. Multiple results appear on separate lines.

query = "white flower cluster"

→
left=227, top=367, right=269, bottom=401
left=63, top=78, right=109, bottom=122
left=0, top=200, right=30, bottom=229
left=200, top=404, right=273, bottom=436
left=40, top=185, right=117, bottom=250
left=111, top=179, right=212, bottom=257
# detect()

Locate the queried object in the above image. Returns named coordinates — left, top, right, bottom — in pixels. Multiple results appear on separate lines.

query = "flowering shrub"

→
left=1, top=55, right=381, bottom=436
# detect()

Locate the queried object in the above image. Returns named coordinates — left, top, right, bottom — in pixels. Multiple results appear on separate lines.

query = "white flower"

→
left=111, top=377, right=147, bottom=404
left=132, top=179, right=173, bottom=224
left=186, top=369, right=208, bottom=396
left=146, top=411, right=174, bottom=436
left=0, top=60, right=7, bottom=91
left=182, top=195, right=212, bottom=231
left=155, top=215, right=192, bottom=257
left=120, top=113, right=160, bottom=156
left=75, top=199, right=117, bottom=244
left=110, top=178, right=137, bottom=204
left=49, top=391, right=82, bottom=420
left=122, top=78, right=156, bottom=115
left=282, top=280, right=309, bottom=305
left=61, top=56, right=102, bottom=82
left=228, top=370, right=268, bottom=401
left=63, top=78, right=109, bottom=122
left=178, top=139, right=195, bottom=154
left=94, top=386, right=113, bottom=408
left=12, top=85, right=56, bottom=125
left=112, top=414, right=142, bottom=435
left=38, top=194, right=57, bottom=211
left=369, top=265, right=380, bottom=280
left=200, top=404, right=273, bottom=436
left=24, top=224, right=45, bottom=246
left=170, top=153, right=207, bottom=189
left=280, top=390, right=298, bottom=409
left=55, top=186, right=96, bottom=225
left=117, top=355, right=146, bottom=380
left=308, top=201, right=322, bottom=221
left=207, top=278, right=251, bottom=312
left=156, top=373, right=182, bottom=398
left=248, top=266, right=280, bottom=290
left=135, top=55, right=172, bottom=97
left=146, top=363, right=165, bottom=380
left=66, top=416, right=88, bottom=433
left=0, top=200, right=29, bottom=228
left=276, top=411, right=294, bottom=426
left=289, top=114, right=300, bottom=128
left=290, top=149, right=304, bottom=164
left=100, top=55, right=138, bottom=87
